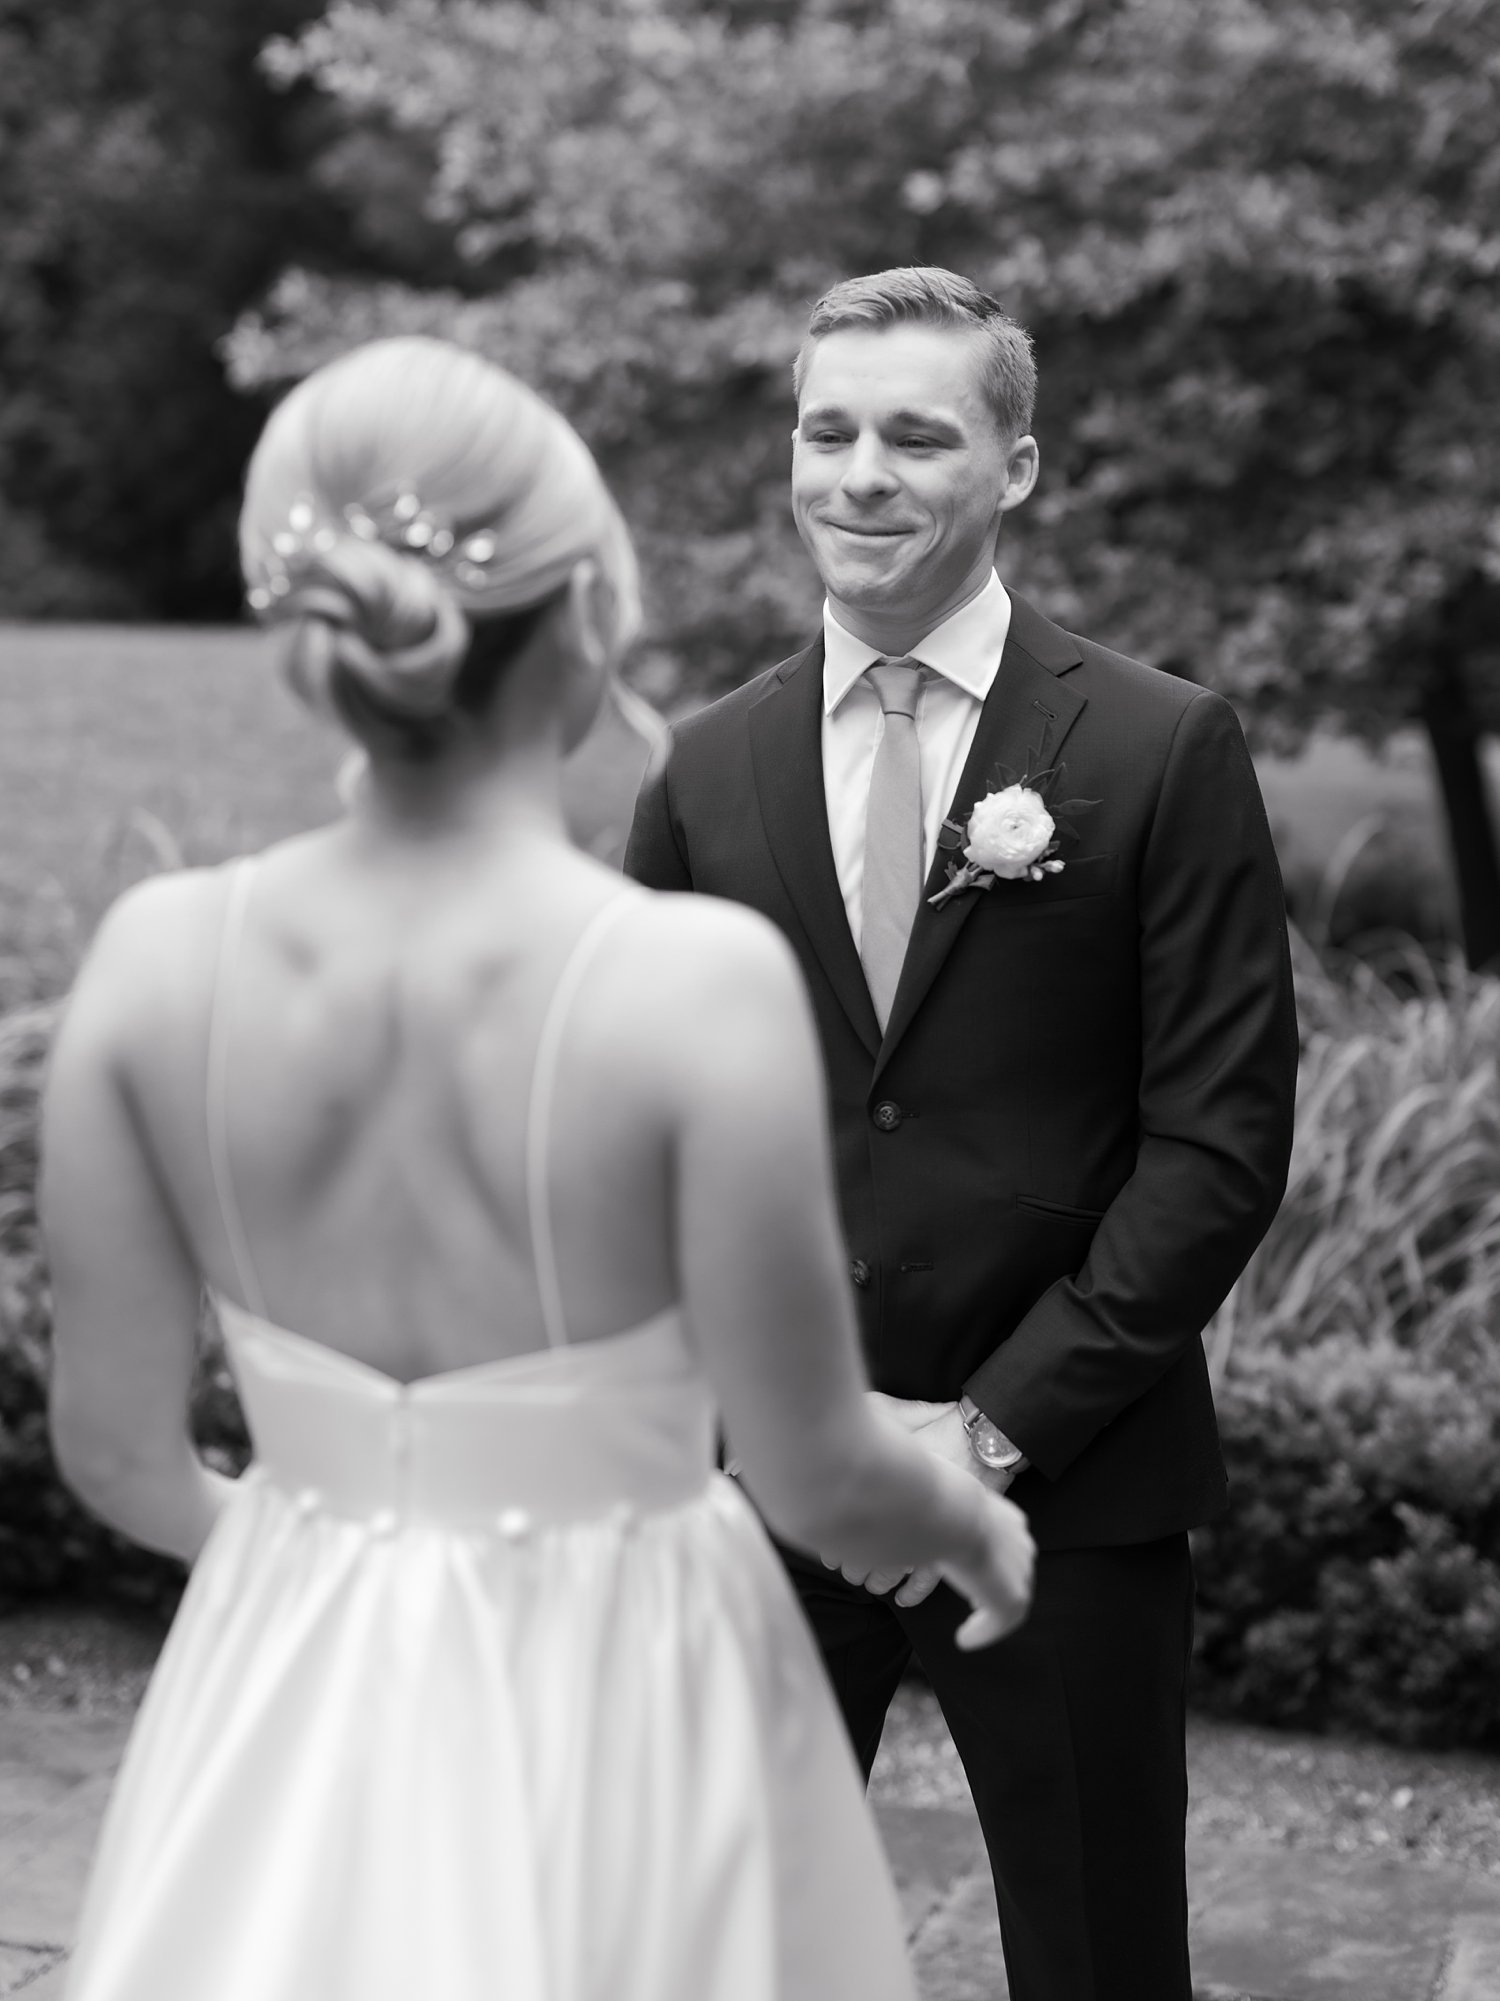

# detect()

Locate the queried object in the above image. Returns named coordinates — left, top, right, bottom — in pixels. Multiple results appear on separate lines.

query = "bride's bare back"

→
left=57, top=810, right=833, bottom=1375
left=143, top=832, right=694, bottom=1373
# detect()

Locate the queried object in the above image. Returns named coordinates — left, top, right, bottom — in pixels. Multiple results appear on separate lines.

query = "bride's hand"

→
left=942, top=1487, right=1036, bottom=1650
left=860, top=1392, right=1021, bottom=1611
left=822, top=1474, right=1036, bottom=1648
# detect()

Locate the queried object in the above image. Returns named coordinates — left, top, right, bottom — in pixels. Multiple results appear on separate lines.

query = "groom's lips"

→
left=823, top=522, right=913, bottom=538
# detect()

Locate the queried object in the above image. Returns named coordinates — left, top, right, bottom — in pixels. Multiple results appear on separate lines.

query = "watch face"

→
left=972, top=1427, right=1022, bottom=1471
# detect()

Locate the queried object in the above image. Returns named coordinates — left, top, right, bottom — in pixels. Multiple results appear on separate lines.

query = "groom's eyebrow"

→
left=887, top=408, right=963, bottom=437
left=799, top=403, right=963, bottom=437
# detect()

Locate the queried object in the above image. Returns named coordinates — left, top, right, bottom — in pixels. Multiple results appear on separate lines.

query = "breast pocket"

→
left=984, top=853, right=1116, bottom=907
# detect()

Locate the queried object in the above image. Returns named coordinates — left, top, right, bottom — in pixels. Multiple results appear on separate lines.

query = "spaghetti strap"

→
left=206, top=858, right=269, bottom=1321
left=525, top=895, right=641, bottom=1350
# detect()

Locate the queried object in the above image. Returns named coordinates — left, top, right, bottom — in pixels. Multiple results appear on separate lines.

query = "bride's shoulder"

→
left=627, top=890, right=799, bottom=990
left=88, top=862, right=235, bottom=959
left=610, top=896, right=818, bottom=1122
left=61, top=863, right=243, bottom=1047
left=616, top=892, right=810, bottom=1057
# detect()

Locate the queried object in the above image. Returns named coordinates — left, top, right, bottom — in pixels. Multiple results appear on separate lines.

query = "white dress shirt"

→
left=821, top=571, right=1012, bottom=947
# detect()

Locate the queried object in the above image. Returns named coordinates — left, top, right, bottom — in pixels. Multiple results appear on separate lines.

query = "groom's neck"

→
left=825, top=565, right=995, bottom=658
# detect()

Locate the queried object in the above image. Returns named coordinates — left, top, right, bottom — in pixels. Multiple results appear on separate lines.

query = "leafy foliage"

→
left=1195, top=940, right=1500, bottom=1748
left=226, top=0, right=1500, bottom=723
left=0, top=0, right=344, bottom=618
left=1197, top=1337, right=1500, bottom=1747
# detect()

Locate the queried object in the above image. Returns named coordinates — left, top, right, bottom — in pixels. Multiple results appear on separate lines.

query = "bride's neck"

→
left=353, top=735, right=569, bottom=851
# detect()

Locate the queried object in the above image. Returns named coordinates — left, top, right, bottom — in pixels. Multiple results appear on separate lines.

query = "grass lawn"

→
left=1256, top=727, right=1477, bottom=948
left=0, top=622, right=1487, bottom=984
left=0, top=623, right=656, bottom=1000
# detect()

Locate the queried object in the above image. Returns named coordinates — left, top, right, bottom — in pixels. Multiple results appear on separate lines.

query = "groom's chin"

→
left=816, top=558, right=918, bottom=609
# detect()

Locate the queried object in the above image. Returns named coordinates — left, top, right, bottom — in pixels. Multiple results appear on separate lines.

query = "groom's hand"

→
left=874, top=1393, right=1021, bottom=1494
left=829, top=1394, right=1020, bottom=1606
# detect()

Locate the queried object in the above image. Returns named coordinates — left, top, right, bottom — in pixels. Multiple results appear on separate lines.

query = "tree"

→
left=227, top=0, right=1500, bottom=959
left=0, top=0, right=346, bottom=618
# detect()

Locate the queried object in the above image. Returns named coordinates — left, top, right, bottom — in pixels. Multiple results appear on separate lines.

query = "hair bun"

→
left=279, top=538, right=470, bottom=721
left=240, top=336, right=641, bottom=748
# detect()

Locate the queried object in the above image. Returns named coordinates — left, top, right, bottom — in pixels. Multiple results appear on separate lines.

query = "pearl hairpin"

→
left=247, top=487, right=503, bottom=614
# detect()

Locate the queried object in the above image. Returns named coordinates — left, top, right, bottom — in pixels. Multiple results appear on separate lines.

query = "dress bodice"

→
left=219, top=1299, right=718, bottom=1533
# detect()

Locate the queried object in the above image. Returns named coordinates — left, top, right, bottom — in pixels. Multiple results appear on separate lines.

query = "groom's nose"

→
left=840, top=430, right=900, bottom=502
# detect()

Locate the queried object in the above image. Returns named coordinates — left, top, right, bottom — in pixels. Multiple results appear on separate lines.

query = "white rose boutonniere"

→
left=929, top=762, right=1098, bottom=910
left=965, top=785, right=1058, bottom=880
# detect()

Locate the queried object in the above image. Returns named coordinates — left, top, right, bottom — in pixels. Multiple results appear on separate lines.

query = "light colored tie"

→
left=860, top=657, right=925, bottom=1029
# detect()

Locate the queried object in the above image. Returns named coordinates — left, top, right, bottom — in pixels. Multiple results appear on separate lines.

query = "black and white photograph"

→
left=1, top=3, right=1498, bottom=1998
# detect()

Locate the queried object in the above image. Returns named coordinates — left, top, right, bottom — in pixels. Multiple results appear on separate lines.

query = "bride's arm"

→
left=40, top=894, right=234, bottom=1564
left=660, top=901, right=1033, bottom=1645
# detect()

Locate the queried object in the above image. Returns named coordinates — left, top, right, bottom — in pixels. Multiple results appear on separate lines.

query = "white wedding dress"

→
left=64, top=886, right=918, bottom=2001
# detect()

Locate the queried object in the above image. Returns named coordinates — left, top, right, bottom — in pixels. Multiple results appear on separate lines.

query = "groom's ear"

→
left=997, top=434, right=1041, bottom=517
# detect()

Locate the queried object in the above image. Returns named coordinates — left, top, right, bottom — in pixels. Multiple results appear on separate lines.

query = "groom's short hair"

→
left=793, top=267, right=1036, bottom=442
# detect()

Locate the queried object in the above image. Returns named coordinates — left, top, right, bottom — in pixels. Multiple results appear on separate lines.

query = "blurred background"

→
left=2, top=0, right=1500, bottom=1760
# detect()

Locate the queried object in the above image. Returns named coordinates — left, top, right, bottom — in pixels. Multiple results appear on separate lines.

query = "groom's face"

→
left=792, top=323, right=1018, bottom=627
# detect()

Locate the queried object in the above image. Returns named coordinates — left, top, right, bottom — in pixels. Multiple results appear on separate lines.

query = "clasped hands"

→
left=824, top=1392, right=1021, bottom=1608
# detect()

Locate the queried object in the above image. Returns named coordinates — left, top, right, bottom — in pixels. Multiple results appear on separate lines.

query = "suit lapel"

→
left=748, top=637, right=883, bottom=1056
left=873, top=595, right=1089, bottom=1082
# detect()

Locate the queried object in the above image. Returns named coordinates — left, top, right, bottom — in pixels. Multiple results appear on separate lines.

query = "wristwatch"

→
left=958, top=1396, right=1025, bottom=1474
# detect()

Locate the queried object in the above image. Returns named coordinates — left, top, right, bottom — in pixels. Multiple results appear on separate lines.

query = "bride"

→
left=40, top=335, right=1034, bottom=2001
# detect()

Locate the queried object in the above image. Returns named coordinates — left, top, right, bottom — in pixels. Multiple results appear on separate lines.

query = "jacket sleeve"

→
left=964, top=690, right=1299, bottom=1480
left=623, top=739, right=693, bottom=891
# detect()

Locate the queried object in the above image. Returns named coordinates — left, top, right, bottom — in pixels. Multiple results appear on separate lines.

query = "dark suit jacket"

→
left=625, top=593, right=1298, bottom=1549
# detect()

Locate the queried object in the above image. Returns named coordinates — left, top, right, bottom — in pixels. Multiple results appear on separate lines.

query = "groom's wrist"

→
left=957, top=1396, right=1027, bottom=1475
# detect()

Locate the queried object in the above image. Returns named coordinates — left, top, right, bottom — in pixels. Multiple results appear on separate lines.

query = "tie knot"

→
left=867, top=657, right=924, bottom=720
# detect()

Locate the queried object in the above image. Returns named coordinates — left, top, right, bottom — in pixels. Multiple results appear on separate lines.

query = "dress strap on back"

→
left=525, top=895, right=641, bottom=1351
left=206, top=858, right=270, bottom=1321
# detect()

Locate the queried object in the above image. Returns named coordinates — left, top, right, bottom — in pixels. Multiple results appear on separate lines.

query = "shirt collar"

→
left=822, top=571, right=1012, bottom=716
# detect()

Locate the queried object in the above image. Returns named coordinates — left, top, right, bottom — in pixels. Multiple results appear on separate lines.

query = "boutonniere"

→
left=929, top=761, right=1098, bottom=910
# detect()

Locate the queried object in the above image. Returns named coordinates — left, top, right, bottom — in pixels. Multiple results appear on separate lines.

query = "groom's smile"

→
left=791, top=322, right=1036, bottom=647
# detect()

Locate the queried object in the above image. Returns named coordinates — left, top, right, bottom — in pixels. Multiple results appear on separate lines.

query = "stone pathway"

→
left=1, top=1704, right=1497, bottom=1999
left=878, top=1791, right=1500, bottom=2000
left=0, top=1711, right=126, bottom=1997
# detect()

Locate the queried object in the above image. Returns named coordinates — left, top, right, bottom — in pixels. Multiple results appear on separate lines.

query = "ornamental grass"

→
left=1196, top=932, right=1500, bottom=1749
left=1207, top=932, right=1500, bottom=1381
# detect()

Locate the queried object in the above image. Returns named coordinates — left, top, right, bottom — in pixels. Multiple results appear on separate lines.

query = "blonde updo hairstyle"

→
left=240, top=337, right=639, bottom=760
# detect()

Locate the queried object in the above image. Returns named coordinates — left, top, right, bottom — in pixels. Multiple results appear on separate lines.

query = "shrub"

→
left=1194, top=937, right=1500, bottom=1749
left=1194, top=1335, right=1500, bottom=1746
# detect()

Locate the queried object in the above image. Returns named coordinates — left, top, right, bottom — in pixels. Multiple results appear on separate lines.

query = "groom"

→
left=626, top=267, right=1297, bottom=2000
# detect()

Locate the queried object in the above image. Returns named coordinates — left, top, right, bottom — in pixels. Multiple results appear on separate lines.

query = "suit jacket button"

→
left=849, top=1258, right=871, bottom=1288
left=872, top=1100, right=903, bottom=1132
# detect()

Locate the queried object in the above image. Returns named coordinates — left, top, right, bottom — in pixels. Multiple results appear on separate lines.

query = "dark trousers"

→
left=786, top=1534, right=1196, bottom=2001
